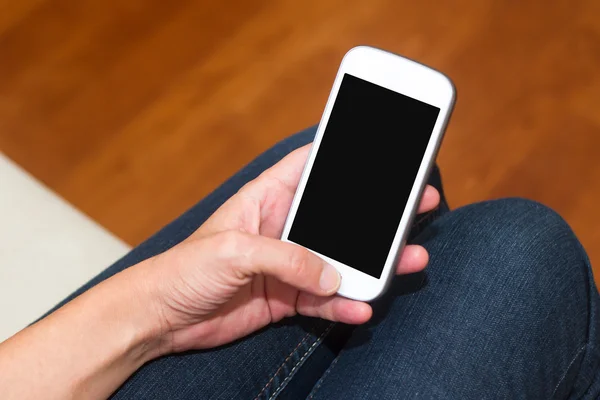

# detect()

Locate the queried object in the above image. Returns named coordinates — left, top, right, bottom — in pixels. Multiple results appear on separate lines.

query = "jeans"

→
left=44, top=126, right=600, bottom=399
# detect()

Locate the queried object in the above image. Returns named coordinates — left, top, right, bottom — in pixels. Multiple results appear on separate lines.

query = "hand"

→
left=0, top=144, right=441, bottom=400
left=141, top=144, right=440, bottom=353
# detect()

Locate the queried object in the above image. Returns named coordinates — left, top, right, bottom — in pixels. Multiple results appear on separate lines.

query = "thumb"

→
left=211, top=231, right=341, bottom=296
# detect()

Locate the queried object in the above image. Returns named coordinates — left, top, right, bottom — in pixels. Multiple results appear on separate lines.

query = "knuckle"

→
left=213, top=230, right=247, bottom=258
left=211, top=231, right=254, bottom=280
left=237, top=180, right=257, bottom=196
left=288, top=247, right=312, bottom=279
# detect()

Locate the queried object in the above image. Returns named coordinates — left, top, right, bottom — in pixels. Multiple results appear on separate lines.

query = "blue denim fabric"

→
left=41, top=126, right=599, bottom=399
left=309, top=199, right=600, bottom=399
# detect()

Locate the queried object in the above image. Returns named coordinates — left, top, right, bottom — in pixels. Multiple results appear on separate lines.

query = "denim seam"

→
left=253, top=332, right=312, bottom=400
left=563, top=241, right=597, bottom=399
left=306, top=354, right=340, bottom=399
left=580, top=362, right=600, bottom=398
left=551, top=343, right=587, bottom=398
left=268, top=322, right=336, bottom=400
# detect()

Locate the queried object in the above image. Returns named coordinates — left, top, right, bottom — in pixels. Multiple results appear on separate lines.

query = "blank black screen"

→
left=288, top=73, right=440, bottom=278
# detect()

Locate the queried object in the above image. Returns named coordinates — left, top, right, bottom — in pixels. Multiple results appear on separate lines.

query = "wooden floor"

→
left=1, top=1, right=599, bottom=282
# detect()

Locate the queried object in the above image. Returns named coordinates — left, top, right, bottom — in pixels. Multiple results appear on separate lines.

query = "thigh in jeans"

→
left=309, top=199, right=600, bottom=399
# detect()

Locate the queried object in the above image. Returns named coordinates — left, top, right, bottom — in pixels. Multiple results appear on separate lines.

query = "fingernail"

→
left=319, top=264, right=341, bottom=293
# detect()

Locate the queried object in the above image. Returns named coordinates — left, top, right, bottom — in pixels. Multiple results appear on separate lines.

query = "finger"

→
left=296, top=292, right=373, bottom=324
left=194, top=144, right=313, bottom=240
left=396, top=245, right=429, bottom=275
left=260, top=144, right=312, bottom=191
left=417, top=185, right=440, bottom=214
left=214, top=230, right=341, bottom=296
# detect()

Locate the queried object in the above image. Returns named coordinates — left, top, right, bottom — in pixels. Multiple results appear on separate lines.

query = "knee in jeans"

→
left=422, top=197, right=590, bottom=319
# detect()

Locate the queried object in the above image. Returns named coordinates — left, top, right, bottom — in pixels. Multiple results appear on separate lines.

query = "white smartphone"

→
left=281, top=46, right=456, bottom=302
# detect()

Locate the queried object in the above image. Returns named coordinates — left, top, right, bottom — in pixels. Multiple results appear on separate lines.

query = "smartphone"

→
left=281, top=46, right=456, bottom=301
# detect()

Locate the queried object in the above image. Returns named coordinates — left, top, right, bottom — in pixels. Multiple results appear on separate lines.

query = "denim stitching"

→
left=306, top=354, right=340, bottom=399
left=253, top=203, right=439, bottom=399
left=307, top=272, right=428, bottom=399
left=268, top=322, right=335, bottom=400
left=253, top=332, right=312, bottom=400
left=551, top=344, right=586, bottom=398
left=579, top=363, right=600, bottom=398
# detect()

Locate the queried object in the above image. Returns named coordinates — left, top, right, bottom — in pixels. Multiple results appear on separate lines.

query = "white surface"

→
left=281, top=46, right=456, bottom=301
left=0, top=152, right=131, bottom=342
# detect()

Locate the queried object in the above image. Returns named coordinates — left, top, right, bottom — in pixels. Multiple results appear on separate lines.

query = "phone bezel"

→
left=280, top=46, right=456, bottom=301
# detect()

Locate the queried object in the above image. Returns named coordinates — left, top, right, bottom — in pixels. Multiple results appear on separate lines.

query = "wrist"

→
left=111, top=258, right=174, bottom=363
left=0, top=258, right=174, bottom=399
